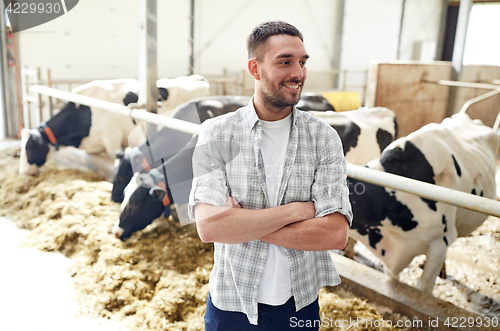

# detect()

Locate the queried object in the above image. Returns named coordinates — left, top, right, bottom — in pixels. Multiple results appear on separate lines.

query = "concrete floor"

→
left=0, top=139, right=130, bottom=331
left=0, top=216, right=133, bottom=331
left=0, top=217, right=132, bottom=331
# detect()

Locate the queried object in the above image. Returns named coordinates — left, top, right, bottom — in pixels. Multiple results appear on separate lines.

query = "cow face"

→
left=19, top=129, right=43, bottom=175
left=19, top=128, right=51, bottom=175
left=112, top=172, right=172, bottom=240
left=26, top=132, right=50, bottom=166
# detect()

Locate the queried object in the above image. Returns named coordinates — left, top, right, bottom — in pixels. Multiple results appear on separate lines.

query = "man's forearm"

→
left=195, top=199, right=315, bottom=244
left=260, top=212, right=349, bottom=251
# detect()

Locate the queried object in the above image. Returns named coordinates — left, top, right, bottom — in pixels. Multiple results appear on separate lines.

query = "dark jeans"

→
left=205, top=293, right=320, bottom=331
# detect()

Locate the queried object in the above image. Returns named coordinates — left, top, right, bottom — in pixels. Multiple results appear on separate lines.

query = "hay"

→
left=0, top=146, right=398, bottom=331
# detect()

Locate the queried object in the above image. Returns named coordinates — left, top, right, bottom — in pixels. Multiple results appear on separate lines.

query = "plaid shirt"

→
left=188, top=99, right=353, bottom=325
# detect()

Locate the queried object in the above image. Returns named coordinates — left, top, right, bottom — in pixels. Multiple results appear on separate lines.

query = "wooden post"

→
left=241, top=69, right=246, bottom=95
left=36, top=67, right=43, bottom=125
left=342, top=70, right=347, bottom=91
left=21, top=66, right=30, bottom=130
left=362, top=70, right=368, bottom=107
left=222, top=68, right=227, bottom=95
left=0, top=2, right=9, bottom=139
left=47, top=69, right=53, bottom=116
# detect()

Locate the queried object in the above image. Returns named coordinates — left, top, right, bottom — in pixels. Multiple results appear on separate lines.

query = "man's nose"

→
left=290, top=62, right=305, bottom=79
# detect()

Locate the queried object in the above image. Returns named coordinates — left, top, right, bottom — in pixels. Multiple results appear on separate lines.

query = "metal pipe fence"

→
left=29, top=84, right=500, bottom=219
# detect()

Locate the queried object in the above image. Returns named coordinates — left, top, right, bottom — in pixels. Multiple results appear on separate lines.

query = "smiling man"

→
left=189, top=21, right=352, bottom=331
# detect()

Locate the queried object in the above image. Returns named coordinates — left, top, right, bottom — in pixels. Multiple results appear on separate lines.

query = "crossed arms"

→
left=194, top=197, right=349, bottom=251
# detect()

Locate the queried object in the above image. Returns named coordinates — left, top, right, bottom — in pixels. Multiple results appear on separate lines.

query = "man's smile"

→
left=282, top=82, right=302, bottom=92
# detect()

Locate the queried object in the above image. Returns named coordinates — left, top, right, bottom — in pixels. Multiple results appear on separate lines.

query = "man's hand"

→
left=260, top=212, right=349, bottom=251
left=194, top=198, right=315, bottom=244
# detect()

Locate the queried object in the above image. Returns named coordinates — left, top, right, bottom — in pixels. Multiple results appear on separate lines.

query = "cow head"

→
left=112, top=170, right=173, bottom=240
left=112, top=146, right=151, bottom=202
left=19, top=129, right=49, bottom=175
left=112, top=148, right=132, bottom=202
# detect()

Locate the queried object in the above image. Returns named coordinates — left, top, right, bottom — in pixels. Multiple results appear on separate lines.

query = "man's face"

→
left=257, top=34, right=309, bottom=110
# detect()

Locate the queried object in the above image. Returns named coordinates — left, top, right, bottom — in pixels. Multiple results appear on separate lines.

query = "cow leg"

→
left=417, top=241, right=448, bottom=293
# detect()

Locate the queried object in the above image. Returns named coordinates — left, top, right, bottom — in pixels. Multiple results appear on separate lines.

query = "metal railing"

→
left=28, top=84, right=500, bottom=218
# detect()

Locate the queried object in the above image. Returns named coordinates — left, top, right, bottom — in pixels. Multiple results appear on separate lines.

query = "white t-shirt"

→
left=257, top=112, right=293, bottom=305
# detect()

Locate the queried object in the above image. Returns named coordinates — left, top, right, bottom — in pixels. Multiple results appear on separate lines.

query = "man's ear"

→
left=248, top=58, right=260, bottom=80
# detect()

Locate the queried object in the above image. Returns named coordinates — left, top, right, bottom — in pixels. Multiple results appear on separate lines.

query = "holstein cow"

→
left=112, top=105, right=396, bottom=203
left=309, top=107, right=397, bottom=165
left=114, top=139, right=195, bottom=239
left=112, top=106, right=397, bottom=240
left=111, top=95, right=251, bottom=203
left=296, top=92, right=335, bottom=112
left=113, top=137, right=240, bottom=240
left=19, top=75, right=210, bottom=175
left=347, top=113, right=498, bottom=293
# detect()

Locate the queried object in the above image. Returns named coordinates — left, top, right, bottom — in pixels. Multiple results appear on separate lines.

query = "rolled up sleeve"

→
left=311, top=127, right=353, bottom=226
left=188, top=121, right=229, bottom=220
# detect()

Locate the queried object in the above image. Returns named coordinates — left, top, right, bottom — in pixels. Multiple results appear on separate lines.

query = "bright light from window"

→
left=463, top=4, right=500, bottom=66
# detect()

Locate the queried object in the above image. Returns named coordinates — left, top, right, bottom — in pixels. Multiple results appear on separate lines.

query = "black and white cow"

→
left=112, top=105, right=397, bottom=240
left=113, top=138, right=196, bottom=239
left=296, top=92, right=335, bottom=112
left=19, top=76, right=210, bottom=175
left=309, top=107, right=397, bottom=165
left=113, top=137, right=241, bottom=240
left=112, top=105, right=397, bottom=203
left=347, top=113, right=498, bottom=293
left=111, top=95, right=251, bottom=202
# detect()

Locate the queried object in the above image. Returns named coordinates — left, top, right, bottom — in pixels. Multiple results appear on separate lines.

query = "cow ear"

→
left=158, top=87, right=169, bottom=101
left=149, top=186, right=166, bottom=202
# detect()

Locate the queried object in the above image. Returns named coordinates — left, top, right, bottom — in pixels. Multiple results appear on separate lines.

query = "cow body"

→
left=19, top=76, right=210, bottom=175
left=347, top=113, right=498, bottom=293
left=296, top=92, right=335, bottom=112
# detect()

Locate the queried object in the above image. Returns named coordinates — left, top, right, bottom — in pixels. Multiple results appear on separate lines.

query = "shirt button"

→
left=260, top=253, right=265, bottom=259
left=254, top=285, right=258, bottom=289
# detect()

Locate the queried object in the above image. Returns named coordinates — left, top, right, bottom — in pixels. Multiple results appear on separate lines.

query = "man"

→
left=188, top=21, right=352, bottom=331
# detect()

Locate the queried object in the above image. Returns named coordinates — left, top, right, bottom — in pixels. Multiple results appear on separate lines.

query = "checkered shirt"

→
left=188, top=99, right=353, bottom=325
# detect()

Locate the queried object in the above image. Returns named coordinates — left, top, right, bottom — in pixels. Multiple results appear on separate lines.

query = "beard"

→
left=259, top=71, right=303, bottom=112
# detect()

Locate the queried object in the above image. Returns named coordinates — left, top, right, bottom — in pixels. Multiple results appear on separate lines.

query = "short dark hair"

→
left=247, top=21, right=303, bottom=59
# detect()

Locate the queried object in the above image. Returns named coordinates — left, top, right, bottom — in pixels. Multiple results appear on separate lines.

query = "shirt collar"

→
left=243, top=96, right=298, bottom=131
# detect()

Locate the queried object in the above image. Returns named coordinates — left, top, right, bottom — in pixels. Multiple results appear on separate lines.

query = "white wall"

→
left=341, top=0, right=444, bottom=89
left=19, top=0, right=337, bottom=81
left=18, top=0, right=444, bottom=92
left=194, top=0, right=337, bottom=75
left=19, top=0, right=191, bottom=80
